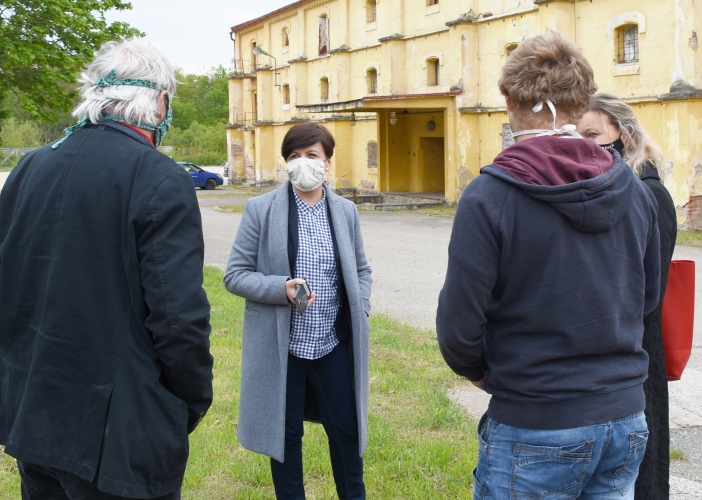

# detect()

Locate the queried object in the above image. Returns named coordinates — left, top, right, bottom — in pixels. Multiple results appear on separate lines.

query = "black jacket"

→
left=0, top=124, right=213, bottom=498
left=635, top=162, right=677, bottom=499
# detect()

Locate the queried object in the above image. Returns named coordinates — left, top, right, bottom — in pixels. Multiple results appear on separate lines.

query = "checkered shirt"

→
left=289, top=189, right=341, bottom=359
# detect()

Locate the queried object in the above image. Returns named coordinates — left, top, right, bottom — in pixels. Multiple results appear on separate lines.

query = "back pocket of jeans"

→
left=511, top=440, right=593, bottom=499
left=610, top=430, right=649, bottom=495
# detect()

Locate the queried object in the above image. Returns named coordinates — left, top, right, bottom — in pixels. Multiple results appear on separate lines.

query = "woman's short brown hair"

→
left=498, top=31, right=597, bottom=122
left=281, top=122, right=335, bottom=160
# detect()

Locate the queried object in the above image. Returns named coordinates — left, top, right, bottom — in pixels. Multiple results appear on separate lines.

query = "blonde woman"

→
left=578, top=93, right=676, bottom=500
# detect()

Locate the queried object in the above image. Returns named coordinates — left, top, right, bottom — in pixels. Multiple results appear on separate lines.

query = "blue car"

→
left=178, top=162, right=223, bottom=190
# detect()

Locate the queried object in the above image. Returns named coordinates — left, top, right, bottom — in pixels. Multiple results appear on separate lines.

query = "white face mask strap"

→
left=545, top=99, right=557, bottom=129
left=511, top=99, right=581, bottom=139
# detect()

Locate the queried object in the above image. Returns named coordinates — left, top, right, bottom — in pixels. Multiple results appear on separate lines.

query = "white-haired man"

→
left=0, top=39, right=213, bottom=499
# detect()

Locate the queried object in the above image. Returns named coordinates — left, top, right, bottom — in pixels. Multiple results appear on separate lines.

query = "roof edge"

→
left=230, top=0, right=309, bottom=33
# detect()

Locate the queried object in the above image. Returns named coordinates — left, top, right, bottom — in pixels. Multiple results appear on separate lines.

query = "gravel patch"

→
left=670, top=476, right=702, bottom=499
left=671, top=427, right=702, bottom=484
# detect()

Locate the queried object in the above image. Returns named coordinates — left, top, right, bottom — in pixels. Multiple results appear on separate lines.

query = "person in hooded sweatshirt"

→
left=436, top=32, right=660, bottom=499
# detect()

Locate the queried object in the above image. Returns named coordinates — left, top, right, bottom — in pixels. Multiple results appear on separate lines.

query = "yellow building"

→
left=227, top=0, right=702, bottom=223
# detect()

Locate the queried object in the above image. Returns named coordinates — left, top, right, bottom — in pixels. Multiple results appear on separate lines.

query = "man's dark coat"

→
left=0, top=124, right=213, bottom=498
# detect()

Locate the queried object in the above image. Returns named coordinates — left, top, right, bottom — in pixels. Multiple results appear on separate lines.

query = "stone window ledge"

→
left=612, top=64, right=640, bottom=76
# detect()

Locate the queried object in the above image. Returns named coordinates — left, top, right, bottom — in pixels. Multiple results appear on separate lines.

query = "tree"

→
left=171, top=65, right=229, bottom=130
left=0, top=1, right=141, bottom=123
left=0, top=117, right=42, bottom=148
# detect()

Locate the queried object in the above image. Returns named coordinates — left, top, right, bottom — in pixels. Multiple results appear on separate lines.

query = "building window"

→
left=505, top=43, right=518, bottom=57
left=282, top=29, right=290, bottom=51
left=617, top=25, right=639, bottom=63
left=251, top=41, right=258, bottom=70
left=320, top=78, right=329, bottom=101
left=427, top=58, right=440, bottom=86
left=282, top=84, right=290, bottom=105
left=366, top=0, right=376, bottom=23
left=366, top=68, right=378, bottom=94
left=318, top=15, right=330, bottom=56
left=367, top=141, right=378, bottom=168
left=427, top=0, right=439, bottom=5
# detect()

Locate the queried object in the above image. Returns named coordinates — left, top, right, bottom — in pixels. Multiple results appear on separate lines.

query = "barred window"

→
left=366, top=0, right=376, bottom=23
left=427, top=0, right=439, bottom=5
left=282, top=84, right=290, bottom=105
left=617, top=25, right=639, bottom=64
left=366, top=68, right=378, bottom=94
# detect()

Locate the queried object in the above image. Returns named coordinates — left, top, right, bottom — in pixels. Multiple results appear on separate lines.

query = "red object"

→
left=122, top=123, right=154, bottom=146
left=661, top=260, right=695, bottom=381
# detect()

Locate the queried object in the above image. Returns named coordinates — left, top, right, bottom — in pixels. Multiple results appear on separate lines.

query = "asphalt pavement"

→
left=199, top=191, right=702, bottom=496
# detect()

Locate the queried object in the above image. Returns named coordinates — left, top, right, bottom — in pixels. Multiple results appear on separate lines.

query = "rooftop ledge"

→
left=296, top=91, right=462, bottom=113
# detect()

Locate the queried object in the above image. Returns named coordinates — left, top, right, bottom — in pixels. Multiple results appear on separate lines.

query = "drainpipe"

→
left=235, top=31, right=241, bottom=70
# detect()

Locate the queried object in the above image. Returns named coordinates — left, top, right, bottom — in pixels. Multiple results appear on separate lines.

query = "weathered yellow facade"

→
left=228, top=0, right=702, bottom=220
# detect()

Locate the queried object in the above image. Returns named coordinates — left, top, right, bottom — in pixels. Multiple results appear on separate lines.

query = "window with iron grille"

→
left=427, top=0, right=439, bottom=5
left=366, top=68, right=378, bottom=94
left=366, top=0, right=376, bottom=23
left=617, top=25, right=639, bottom=64
left=282, top=85, right=290, bottom=105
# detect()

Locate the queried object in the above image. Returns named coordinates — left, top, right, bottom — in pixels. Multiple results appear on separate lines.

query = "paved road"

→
left=200, top=193, right=702, bottom=494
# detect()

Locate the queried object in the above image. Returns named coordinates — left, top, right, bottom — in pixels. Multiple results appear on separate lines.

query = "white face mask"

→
left=286, top=157, right=326, bottom=192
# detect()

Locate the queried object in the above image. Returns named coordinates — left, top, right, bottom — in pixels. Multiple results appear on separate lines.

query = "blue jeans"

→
left=473, top=412, right=648, bottom=499
left=270, top=341, right=365, bottom=500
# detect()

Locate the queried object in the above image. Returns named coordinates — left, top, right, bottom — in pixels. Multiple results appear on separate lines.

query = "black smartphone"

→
left=293, top=279, right=312, bottom=316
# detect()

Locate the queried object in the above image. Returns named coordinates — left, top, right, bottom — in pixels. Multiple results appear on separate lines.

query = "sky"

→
left=105, top=0, right=293, bottom=74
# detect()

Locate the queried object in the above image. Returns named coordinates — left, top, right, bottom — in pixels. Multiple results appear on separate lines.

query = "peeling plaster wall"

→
left=227, top=128, right=245, bottom=179
left=229, top=0, right=702, bottom=206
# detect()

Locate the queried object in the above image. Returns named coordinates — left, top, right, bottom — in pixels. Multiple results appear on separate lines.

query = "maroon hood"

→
left=492, top=136, right=614, bottom=186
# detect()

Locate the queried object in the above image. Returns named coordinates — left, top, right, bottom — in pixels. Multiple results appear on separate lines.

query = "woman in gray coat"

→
left=224, top=122, right=372, bottom=500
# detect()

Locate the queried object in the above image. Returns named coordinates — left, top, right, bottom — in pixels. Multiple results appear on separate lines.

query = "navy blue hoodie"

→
left=436, top=136, right=660, bottom=429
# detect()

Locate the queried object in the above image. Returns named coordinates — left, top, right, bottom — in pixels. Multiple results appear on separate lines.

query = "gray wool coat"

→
left=224, top=182, right=372, bottom=462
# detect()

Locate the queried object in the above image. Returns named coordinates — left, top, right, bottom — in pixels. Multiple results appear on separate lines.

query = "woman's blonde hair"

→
left=586, top=93, right=665, bottom=177
left=498, top=31, right=596, bottom=123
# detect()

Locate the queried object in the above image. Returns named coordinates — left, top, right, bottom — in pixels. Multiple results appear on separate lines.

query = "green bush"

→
left=1, top=118, right=43, bottom=149
left=171, top=152, right=226, bottom=166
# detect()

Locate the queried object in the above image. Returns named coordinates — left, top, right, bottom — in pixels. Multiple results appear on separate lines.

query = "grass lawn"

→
left=213, top=204, right=246, bottom=214
left=196, top=191, right=263, bottom=199
left=0, top=267, right=478, bottom=499
left=677, top=229, right=702, bottom=247
left=0, top=165, right=14, bottom=173
left=376, top=205, right=457, bottom=218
